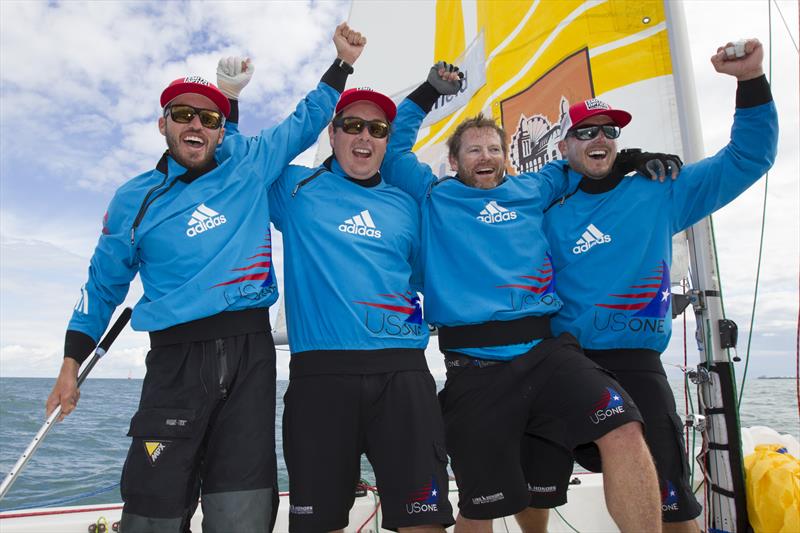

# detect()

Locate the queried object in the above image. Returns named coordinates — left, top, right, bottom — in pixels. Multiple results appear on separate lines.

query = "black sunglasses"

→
left=567, top=124, right=621, bottom=141
left=165, top=104, right=225, bottom=130
left=332, top=116, right=390, bottom=139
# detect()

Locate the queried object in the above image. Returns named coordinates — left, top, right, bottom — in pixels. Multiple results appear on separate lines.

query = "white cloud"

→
left=1, top=1, right=349, bottom=193
left=0, top=0, right=797, bottom=381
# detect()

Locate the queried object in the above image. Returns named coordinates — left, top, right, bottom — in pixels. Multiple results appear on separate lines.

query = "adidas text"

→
left=339, top=210, right=382, bottom=239
left=573, top=224, right=611, bottom=254
left=573, top=234, right=611, bottom=254
left=187, top=215, right=227, bottom=237
left=477, top=211, right=517, bottom=224
left=477, top=201, right=517, bottom=224
left=338, top=223, right=382, bottom=239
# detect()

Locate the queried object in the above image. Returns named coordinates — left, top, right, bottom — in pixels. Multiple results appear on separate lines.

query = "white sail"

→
left=341, top=0, right=750, bottom=530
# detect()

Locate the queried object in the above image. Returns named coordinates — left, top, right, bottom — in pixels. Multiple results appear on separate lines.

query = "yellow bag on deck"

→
left=744, top=444, right=800, bottom=533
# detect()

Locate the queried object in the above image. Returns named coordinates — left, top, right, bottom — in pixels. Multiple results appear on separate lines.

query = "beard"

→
left=164, top=125, right=218, bottom=172
left=456, top=162, right=504, bottom=189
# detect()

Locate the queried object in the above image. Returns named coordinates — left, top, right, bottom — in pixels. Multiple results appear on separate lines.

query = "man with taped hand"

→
left=45, top=22, right=365, bottom=533
left=380, top=63, right=682, bottom=533
left=222, top=70, right=455, bottom=532
left=540, top=38, right=777, bottom=533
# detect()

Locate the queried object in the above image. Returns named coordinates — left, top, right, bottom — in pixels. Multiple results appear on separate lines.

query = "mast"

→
left=664, top=2, right=749, bottom=531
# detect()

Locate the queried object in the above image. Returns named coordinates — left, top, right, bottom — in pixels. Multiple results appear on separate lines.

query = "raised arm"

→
left=670, top=38, right=778, bottom=233
left=218, top=23, right=366, bottom=187
left=382, top=62, right=462, bottom=203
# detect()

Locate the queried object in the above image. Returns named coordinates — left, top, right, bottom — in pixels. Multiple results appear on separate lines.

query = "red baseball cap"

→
left=335, top=87, right=397, bottom=123
left=160, top=76, right=231, bottom=118
left=559, top=98, right=632, bottom=140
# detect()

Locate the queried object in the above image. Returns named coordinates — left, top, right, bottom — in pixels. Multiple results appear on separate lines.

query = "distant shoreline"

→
left=757, top=376, right=796, bottom=380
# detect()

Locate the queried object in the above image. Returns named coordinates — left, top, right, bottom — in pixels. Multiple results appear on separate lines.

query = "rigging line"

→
left=792, top=0, right=800, bottom=430
left=683, top=280, right=690, bottom=459
left=0, top=483, right=120, bottom=513
left=739, top=1, right=775, bottom=409
left=552, top=508, right=581, bottom=533
left=796, top=265, right=800, bottom=419
left=772, top=0, right=799, bottom=52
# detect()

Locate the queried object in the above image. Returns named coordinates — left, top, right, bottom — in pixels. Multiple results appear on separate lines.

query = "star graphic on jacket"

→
left=661, top=289, right=670, bottom=302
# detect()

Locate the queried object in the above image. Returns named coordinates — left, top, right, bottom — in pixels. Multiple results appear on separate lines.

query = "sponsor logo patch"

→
left=183, top=75, right=212, bottom=86
left=477, top=200, right=517, bottom=224
left=144, top=441, right=169, bottom=466
left=339, top=209, right=382, bottom=239
left=355, top=291, right=424, bottom=337
left=661, top=480, right=680, bottom=512
left=406, top=476, right=440, bottom=514
left=584, top=98, right=610, bottom=111
left=186, top=203, right=227, bottom=238
left=289, top=505, right=314, bottom=515
left=471, top=492, right=504, bottom=505
left=74, top=284, right=89, bottom=315
left=528, top=483, right=557, bottom=493
left=588, top=387, right=626, bottom=424
left=572, top=224, right=612, bottom=254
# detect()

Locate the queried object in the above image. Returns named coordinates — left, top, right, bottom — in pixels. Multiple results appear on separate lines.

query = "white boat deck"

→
left=0, top=473, right=617, bottom=532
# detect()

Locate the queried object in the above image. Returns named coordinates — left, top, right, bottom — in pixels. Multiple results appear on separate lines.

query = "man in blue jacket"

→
left=381, top=67, right=677, bottom=532
left=45, top=23, right=365, bottom=533
left=266, top=86, right=454, bottom=532
left=542, top=38, right=777, bottom=533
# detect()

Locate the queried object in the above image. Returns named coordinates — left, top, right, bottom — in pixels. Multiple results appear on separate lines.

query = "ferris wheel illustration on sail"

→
left=508, top=96, right=569, bottom=175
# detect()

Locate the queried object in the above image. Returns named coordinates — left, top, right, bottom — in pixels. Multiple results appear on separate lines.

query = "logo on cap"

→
left=182, top=75, right=211, bottom=86
left=584, top=99, right=610, bottom=111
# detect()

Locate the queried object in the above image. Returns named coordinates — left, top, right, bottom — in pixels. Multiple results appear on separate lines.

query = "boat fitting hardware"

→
left=688, top=365, right=711, bottom=385
left=685, top=413, right=707, bottom=432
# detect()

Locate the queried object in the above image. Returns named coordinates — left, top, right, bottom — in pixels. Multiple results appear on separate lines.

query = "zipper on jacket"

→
left=215, top=338, right=229, bottom=400
left=130, top=177, right=179, bottom=244
left=291, top=167, right=327, bottom=197
left=427, top=175, right=459, bottom=198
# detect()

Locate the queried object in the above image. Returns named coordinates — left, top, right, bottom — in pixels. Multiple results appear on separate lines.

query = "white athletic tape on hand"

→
left=725, top=39, right=747, bottom=59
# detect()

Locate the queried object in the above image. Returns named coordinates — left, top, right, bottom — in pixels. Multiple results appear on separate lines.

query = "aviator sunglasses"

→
left=165, top=104, right=225, bottom=130
left=332, top=116, right=390, bottom=139
left=567, top=124, right=621, bottom=141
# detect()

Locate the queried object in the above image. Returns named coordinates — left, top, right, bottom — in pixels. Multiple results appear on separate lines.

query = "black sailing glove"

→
left=613, top=148, right=684, bottom=182
left=427, top=61, right=463, bottom=95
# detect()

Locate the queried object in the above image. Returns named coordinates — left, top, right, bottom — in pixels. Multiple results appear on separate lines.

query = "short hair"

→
left=446, top=113, right=508, bottom=159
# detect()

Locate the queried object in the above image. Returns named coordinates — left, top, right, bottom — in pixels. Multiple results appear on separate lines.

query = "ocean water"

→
left=0, top=376, right=797, bottom=512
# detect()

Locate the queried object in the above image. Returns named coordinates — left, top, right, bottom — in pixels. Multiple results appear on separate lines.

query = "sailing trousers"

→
left=119, top=328, right=278, bottom=533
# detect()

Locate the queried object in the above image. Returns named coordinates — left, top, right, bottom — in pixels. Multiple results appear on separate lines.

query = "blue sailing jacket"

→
left=382, top=99, right=581, bottom=360
left=544, top=89, right=778, bottom=352
left=66, top=81, right=340, bottom=357
left=269, top=158, right=429, bottom=354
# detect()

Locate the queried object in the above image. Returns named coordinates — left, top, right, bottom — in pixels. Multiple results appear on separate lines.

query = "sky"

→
left=1, top=1, right=798, bottom=388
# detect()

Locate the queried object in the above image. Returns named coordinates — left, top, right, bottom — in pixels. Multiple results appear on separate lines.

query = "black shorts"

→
left=120, top=329, right=277, bottom=531
left=588, top=349, right=702, bottom=522
left=439, top=334, right=643, bottom=520
left=283, top=368, right=454, bottom=532
left=523, top=349, right=702, bottom=521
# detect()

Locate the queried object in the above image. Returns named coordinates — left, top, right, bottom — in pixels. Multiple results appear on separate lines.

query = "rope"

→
left=354, top=480, right=380, bottom=533
left=0, top=483, right=120, bottom=513
left=683, top=281, right=690, bottom=458
left=771, top=0, right=799, bottom=52
left=796, top=267, right=800, bottom=419
left=738, top=2, right=774, bottom=409
left=552, top=508, right=581, bottom=533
